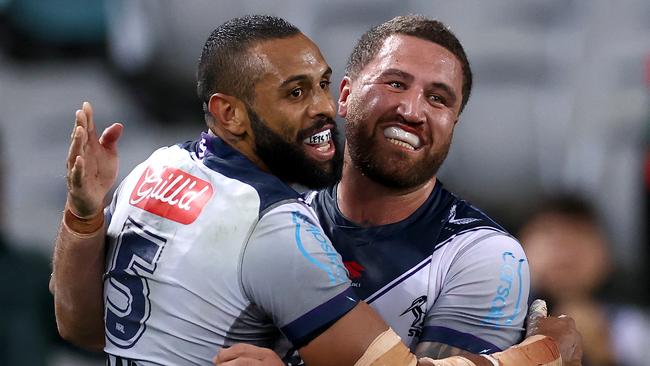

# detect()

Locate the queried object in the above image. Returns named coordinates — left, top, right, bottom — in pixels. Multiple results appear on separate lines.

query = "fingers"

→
left=68, top=105, right=92, bottom=170
left=526, top=299, right=548, bottom=337
left=83, top=101, right=96, bottom=135
left=215, top=344, right=272, bottom=363
left=537, top=315, right=582, bottom=365
left=67, top=125, right=84, bottom=171
left=99, top=123, right=124, bottom=151
left=69, top=155, right=86, bottom=191
left=529, top=299, right=548, bottom=318
left=214, top=357, right=262, bottom=366
left=74, top=107, right=87, bottom=131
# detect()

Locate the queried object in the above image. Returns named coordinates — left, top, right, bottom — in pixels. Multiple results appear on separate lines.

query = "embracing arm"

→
left=217, top=206, right=494, bottom=366
left=298, top=302, right=497, bottom=366
left=216, top=225, right=580, bottom=366
left=50, top=102, right=122, bottom=351
left=215, top=307, right=579, bottom=366
left=298, top=301, right=578, bottom=366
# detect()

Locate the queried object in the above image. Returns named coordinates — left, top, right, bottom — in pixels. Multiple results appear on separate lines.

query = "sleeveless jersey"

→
left=310, top=183, right=530, bottom=354
left=103, top=133, right=357, bottom=365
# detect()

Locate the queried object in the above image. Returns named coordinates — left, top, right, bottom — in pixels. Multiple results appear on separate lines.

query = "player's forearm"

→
left=354, top=331, right=560, bottom=366
left=419, top=355, right=492, bottom=366
left=419, top=335, right=561, bottom=366
left=51, top=209, right=106, bottom=351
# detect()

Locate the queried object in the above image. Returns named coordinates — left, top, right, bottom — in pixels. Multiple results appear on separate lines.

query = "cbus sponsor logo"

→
left=482, top=251, right=526, bottom=328
left=129, top=166, right=213, bottom=224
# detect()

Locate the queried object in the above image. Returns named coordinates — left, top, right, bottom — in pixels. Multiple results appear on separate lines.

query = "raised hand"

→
left=66, top=101, right=123, bottom=218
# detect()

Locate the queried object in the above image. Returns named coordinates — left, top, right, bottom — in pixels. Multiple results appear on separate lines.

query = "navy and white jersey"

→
left=102, top=133, right=357, bottom=365
left=311, top=183, right=529, bottom=354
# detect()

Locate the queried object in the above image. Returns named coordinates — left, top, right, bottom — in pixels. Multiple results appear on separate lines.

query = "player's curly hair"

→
left=196, top=15, right=300, bottom=117
left=346, top=15, right=473, bottom=113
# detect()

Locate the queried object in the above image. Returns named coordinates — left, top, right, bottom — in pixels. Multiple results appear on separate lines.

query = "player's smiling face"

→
left=339, top=34, right=464, bottom=189
left=246, top=34, right=342, bottom=188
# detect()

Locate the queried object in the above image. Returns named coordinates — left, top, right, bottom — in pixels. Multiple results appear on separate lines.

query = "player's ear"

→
left=338, top=76, right=352, bottom=118
left=207, top=93, right=248, bottom=136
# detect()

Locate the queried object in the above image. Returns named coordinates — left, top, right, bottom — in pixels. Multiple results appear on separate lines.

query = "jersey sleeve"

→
left=418, top=231, right=530, bottom=353
left=240, top=202, right=359, bottom=349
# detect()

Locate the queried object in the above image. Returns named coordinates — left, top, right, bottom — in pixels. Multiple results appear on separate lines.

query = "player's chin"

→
left=302, top=159, right=342, bottom=189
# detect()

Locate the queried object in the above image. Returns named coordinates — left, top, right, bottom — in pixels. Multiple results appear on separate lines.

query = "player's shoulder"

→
left=257, top=197, right=321, bottom=233
left=146, top=135, right=302, bottom=216
left=439, top=187, right=508, bottom=234
left=435, top=186, right=520, bottom=253
left=197, top=134, right=301, bottom=215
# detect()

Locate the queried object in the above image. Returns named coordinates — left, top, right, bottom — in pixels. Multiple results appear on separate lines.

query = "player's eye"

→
left=388, top=81, right=404, bottom=89
left=290, top=88, right=303, bottom=98
left=428, top=94, right=444, bottom=104
left=319, top=80, right=331, bottom=89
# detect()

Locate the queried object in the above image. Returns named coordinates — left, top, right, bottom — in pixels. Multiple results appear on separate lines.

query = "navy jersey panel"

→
left=312, top=182, right=456, bottom=300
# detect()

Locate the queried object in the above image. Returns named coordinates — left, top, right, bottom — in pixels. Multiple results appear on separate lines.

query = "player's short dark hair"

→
left=196, top=15, right=300, bottom=112
left=346, top=15, right=473, bottom=113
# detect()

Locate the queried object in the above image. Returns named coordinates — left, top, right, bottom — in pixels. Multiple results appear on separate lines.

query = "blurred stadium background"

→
left=0, top=0, right=648, bottom=364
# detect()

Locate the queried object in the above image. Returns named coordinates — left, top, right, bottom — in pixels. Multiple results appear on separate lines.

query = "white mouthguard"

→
left=304, top=129, right=332, bottom=145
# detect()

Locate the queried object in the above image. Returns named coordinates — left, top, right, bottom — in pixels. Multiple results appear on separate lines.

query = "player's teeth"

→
left=316, top=143, right=330, bottom=152
left=387, top=138, right=415, bottom=150
left=304, top=129, right=332, bottom=145
left=383, top=127, right=420, bottom=149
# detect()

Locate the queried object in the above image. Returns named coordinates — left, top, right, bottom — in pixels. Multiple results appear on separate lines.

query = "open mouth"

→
left=304, top=129, right=332, bottom=151
left=303, top=128, right=335, bottom=162
left=383, top=126, right=421, bottom=151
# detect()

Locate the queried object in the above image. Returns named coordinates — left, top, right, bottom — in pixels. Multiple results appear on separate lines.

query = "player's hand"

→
left=213, top=343, right=284, bottom=366
left=66, top=101, right=123, bottom=217
left=526, top=299, right=583, bottom=366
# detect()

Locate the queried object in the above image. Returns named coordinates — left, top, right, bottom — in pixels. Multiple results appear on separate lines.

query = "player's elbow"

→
left=57, top=320, right=105, bottom=352
left=55, top=306, right=105, bottom=352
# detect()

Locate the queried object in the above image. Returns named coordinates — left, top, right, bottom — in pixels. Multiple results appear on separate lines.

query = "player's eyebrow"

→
left=378, top=68, right=414, bottom=82
left=280, top=66, right=333, bottom=88
left=322, top=67, right=333, bottom=80
left=379, top=68, right=458, bottom=106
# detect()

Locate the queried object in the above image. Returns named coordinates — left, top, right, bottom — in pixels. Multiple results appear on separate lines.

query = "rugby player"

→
left=51, top=15, right=581, bottom=366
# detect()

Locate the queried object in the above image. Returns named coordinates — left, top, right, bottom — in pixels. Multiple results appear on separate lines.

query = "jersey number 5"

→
left=105, top=217, right=167, bottom=348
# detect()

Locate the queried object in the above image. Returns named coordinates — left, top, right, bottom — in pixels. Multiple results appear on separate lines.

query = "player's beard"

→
left=345, top=109, right=451, bottom=190
left=247, top=105, right=343, bottom=190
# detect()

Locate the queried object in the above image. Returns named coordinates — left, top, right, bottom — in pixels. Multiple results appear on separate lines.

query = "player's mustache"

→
left=297, top=117, right=337, bottom=141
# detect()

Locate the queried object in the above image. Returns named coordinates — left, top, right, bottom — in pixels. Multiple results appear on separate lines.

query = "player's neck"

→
left=210, top=127, right=271, bottom=174
left=337, top=162, right=435, bottom=227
